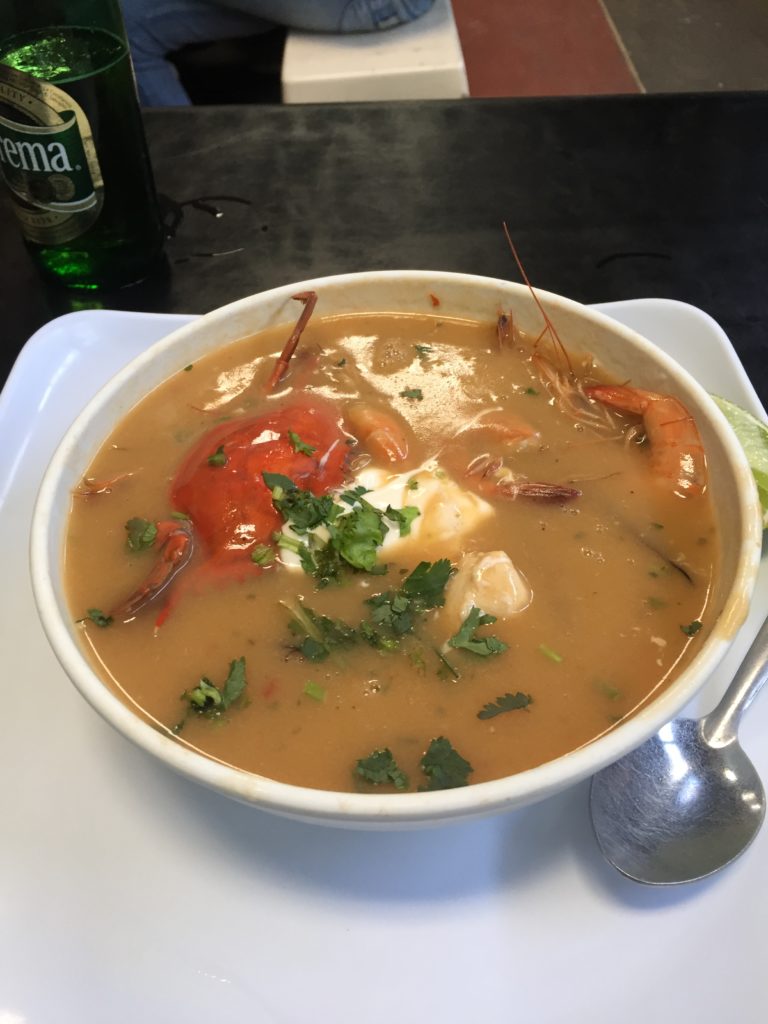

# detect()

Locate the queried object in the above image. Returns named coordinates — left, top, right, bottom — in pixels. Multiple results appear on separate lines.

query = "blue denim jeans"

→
left=123, top=0, right=436, bottom=105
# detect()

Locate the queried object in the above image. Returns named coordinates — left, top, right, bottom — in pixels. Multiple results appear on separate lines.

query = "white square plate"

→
left=1, top=300, right=766, bottom=1023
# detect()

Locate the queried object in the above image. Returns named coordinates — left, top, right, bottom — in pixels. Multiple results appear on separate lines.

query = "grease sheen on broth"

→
left=65, top=311, right=719, bottom=792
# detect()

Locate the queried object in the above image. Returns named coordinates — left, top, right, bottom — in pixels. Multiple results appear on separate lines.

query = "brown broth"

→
left=65, top=313, right=718, bottom=792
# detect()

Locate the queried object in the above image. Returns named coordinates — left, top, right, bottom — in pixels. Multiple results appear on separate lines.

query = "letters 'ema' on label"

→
left=0, top=64, right=103, bottom=244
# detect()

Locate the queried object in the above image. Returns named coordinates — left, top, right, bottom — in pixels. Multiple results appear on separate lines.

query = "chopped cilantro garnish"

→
left=434, top=646, right=460, bottom=680
left=524, top=386, right=538, bottom=395
left=399, top=387, right=424, bottom=401
left=125, top=517, right=157, bottom=552
left=650, top=521, right=664, bottom=530
left=646, top=596, right=666, bottom=609
left=477, top=692, right=532, bottom=720
left=538, top=643, right=563, bottom=663
left=407, top=478, right=419, bottom=491
left=303, top=680, right=326, bottom=702
left=338, top=484, right=371, bottom=506
left=419, top=737, right=473, bottom=791
left=170, top=510, right=190, bottom=521
left=266, top=473, right=428, bottom=581
left=183, top=364, right=194, bottom=371
left=182, top=657, right=247, bottom=718
left=597, top=681, right=622, bottom=700
left=275, top=532, right=316, bottom=574
left=448, top=607, right=508, bottom=657
left=414, top=344, right=432, bottom=357
left=359, top=620, right=401, bottom=650
left=366, top=559, right=453, bottom=641
left=283, top=601, right=357, bottom=661
left=681, top=620, right=703, bottom=637
left=207, top=445, right=227, bottom=467
left=336, top=357, right=347, bottom=367
left=251, top=544, right=274, bottom=566
left=356, top=748, right=409, bottom=790
left=400, top=559, right=453, bottom=607
left=327, top=503, right=387, bottom=572
left=265, top=476, right=424, bottom=583
left=383, top=504, right=420, bottom=537
left=263, top=472, right=335, bottom=533
left=86, top=607, right=113, bottom=628
left=288, top=431, right=317, bottom=457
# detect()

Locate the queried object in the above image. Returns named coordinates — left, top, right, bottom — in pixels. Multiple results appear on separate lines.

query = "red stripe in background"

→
left=450, top=0, right=641, bottom=97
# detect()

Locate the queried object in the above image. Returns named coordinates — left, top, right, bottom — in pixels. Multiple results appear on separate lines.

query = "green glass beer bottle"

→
left=0, top=0, right=164, bottom=289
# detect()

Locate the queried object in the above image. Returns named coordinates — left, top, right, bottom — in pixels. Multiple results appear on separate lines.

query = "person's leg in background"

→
left=123, top=0, right=436, bottom=106
left=123, top=0, right=272, bottom=106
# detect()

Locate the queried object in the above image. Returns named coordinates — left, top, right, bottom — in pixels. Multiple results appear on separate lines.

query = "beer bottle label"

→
left=0, top=64, right=104, bottom=245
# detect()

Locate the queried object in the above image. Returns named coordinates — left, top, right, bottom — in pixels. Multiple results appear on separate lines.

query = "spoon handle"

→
left=702, top=612, right=768, bottom=747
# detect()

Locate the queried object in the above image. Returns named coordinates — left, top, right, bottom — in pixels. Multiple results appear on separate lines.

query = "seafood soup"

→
left=64, top=297, right=718, bottom=794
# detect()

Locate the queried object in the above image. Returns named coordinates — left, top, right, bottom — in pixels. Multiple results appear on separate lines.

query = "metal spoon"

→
left=589, top=613, right=768, bottom=884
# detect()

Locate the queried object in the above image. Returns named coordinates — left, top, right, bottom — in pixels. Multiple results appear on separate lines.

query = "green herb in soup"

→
left=65, top=303, right=719, bottom=793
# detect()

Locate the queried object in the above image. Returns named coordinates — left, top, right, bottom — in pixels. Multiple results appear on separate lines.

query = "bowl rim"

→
left=30, top=269, right=764, bottom=826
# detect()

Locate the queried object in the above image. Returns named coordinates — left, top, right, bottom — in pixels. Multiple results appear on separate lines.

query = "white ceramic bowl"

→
left=30, top=271, right=764, bottom=828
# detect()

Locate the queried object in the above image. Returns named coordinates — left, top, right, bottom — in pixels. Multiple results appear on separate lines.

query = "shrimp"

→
left=466, top=453, right=581, bottom=503
left=584, top=384, right=706, bottom=497
left=449, top=408, right=579, bottom=504
left=344, top=402, right=411, bottom=464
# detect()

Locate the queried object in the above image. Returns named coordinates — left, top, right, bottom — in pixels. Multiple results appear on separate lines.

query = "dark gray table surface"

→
left=1, top=93, right=766, bottom=401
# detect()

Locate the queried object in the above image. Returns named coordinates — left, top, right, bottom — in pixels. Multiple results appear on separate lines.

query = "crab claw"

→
left=111, top=519, right=194, bottom=622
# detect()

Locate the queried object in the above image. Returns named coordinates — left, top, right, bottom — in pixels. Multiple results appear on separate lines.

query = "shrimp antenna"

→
left=266, top=290, right=318, bottom=392
left=502, top=222, right=574, bottom=376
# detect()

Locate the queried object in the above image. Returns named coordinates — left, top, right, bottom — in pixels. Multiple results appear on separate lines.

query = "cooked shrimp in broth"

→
left=64, top=298, right=718, bottom=794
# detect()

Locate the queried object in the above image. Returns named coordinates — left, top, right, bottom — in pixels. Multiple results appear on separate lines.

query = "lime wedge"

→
left=712, top=395, right=768, bottom=526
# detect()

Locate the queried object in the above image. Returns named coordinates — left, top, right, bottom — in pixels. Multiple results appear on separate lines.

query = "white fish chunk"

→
left=443, top=550, right=532, bottom=626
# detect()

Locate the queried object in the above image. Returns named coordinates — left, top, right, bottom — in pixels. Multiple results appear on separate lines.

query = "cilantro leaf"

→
left=182, top=657, right=247, bottom=717
left=288, top=431, right=317, bottom=456
left=86, top=607, right=113, bottom=628
left=356, top=748, right=409, bottom=790
left=367, top=589, right=415, bottom=636
left=220, top=657, right=247, bottom=707
left=399, top=387, right=424, bottom=400
left=681, top=619, right=703, bottom=637
left=263, top=472, right=335, bottom=533
left=338, top=484, right=371, bottom=505
left=207, top=445, right=227, bottom=467
left=283, top=602, right=357, bottom=661
left=419, top=737, right=473, bottom=791
left=364, top=560, right=454, bottom=647
left=384, top=504, right=420, bottom=537
left=477, top=691, right=532, bottom=720
left=400, top=559, right=452, bottom=609
left=328, top=504, right=388, bottom=571
left=449, top=607, right=508, bottom=657
left=183, top=677, right=222, bottom=712
left=125, top=517, right=157, bottom=552
left=261, top=471, right=296, bottom=492
left=358, top=619, right=401, bottom=650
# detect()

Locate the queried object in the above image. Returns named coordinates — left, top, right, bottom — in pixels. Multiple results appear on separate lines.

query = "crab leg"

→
left=265, top=291, right=318, bottom=393
left=111, top=519, right=194, bottom=622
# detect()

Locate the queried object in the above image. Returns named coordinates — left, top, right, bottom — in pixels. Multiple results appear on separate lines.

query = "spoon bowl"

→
left=590, top=612, right=768, bottom=884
